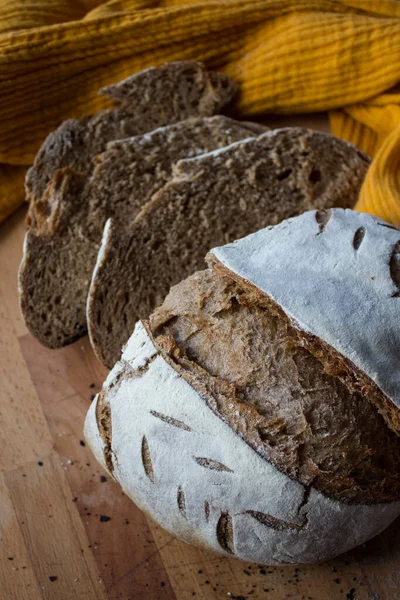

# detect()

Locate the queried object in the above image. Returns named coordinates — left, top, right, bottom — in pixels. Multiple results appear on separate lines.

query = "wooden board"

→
left=2, top=116, right=400, bottom=600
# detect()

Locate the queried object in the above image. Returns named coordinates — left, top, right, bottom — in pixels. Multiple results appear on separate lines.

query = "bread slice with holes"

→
left=19, top=116, right=263, bottom=348
left=87, top=128, right=369, bottom=368
left=25, top=60, right=237, bottom=226
left=84, top=209, right=400, bottom=565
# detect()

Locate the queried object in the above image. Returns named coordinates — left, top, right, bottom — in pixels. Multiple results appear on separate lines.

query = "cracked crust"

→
left=208, top=209, right=400, bottom=434
left=84, top=209, right=400, bottom=564
left=84, top=321, right=400, bottom=565
left=95, top=391, right=114, bottom=474
left=150, top=269, right=400, bottom=504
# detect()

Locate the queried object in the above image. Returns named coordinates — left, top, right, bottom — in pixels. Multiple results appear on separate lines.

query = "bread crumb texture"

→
left=89, top=128, right=369, bottom=368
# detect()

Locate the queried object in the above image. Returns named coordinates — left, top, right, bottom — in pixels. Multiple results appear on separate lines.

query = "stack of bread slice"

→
left=19, top=61, right=370, bottom=368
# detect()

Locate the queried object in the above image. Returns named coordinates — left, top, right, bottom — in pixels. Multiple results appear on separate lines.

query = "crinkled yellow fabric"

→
left=1, top=0, right=400, bottom=224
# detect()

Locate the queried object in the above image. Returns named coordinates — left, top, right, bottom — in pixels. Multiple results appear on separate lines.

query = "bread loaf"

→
left=19, top=116, right=258, bottom=348
left=84, top=209, right=400, bottom=565
left=88, top=129, right=369, bottom=368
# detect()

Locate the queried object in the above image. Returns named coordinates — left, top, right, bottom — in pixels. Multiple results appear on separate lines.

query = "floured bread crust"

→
left=84, top=321, right=400, bottom=565
left=208, top=209, right=400, bottom=434
left=84, top=208, right=400, bottom=565
left=150, top=269, right=400, bottom=504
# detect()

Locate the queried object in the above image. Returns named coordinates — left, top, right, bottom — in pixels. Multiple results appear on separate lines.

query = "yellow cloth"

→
left=1, top=0, right=400, bottom=224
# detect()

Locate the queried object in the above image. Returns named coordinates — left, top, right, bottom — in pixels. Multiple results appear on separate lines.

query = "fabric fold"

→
left=0, top=0, right=400, bottom=223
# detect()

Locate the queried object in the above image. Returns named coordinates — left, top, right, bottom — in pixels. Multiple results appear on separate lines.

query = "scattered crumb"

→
left=89, top=383, right=95, bottom=389
left=100, top=515, right=111, bottom=522
left=38, top=461, right=43, bottom=467
left=48, top=576, right=57, bottom=582
left=100, top=476, right=107, bottom=483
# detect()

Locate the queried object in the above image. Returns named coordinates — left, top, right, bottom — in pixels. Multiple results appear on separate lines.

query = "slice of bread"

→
left=19, top=116, right=262, bottom=349
left=25, top=61, right=237, bottom=225
left=87, top=128, right=370, bottom=368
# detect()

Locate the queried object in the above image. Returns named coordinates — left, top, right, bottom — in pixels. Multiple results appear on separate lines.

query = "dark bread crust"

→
left=26, top=61, right=237, bottom=225
left=20, top=116, right=258, bottom=348
left=90, top=128, right=369, bottom=368
left=149, top=269, right=400, bottom=505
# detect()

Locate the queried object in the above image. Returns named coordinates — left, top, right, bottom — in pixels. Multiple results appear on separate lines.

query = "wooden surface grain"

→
left=1, top=115, right=400, bottom=600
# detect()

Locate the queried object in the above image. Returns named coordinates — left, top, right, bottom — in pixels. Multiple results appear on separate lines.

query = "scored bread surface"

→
left=88, top=128, right=370, bottom=368
left=209, top=209, right=400, bottom=432
left=84, top=320, right=400, bottom=565
left=19, top=115, right=257, bottom=349
left=150, top=268, right=400, bottom=504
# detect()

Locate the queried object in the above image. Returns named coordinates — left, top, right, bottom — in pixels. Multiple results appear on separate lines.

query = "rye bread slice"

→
left=87, top=128, right=370, bottom=368
left=19, top=116, right=262, bottom=349
left=26, top=61, right=237, bottom=226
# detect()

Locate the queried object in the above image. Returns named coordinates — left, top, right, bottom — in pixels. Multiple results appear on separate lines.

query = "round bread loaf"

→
left=84, top=208, right=400, bottom=564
